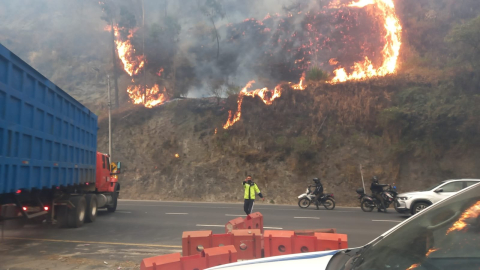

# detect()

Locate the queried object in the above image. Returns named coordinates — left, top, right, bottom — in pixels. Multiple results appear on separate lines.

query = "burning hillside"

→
left=223, top=0, right=402, bottom=129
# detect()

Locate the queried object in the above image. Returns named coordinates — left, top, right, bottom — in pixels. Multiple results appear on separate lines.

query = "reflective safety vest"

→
left=243, top=182, right=262, bottom=200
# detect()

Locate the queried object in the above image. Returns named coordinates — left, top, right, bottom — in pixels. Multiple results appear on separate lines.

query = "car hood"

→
left=206, top=250, right=339, bottom=270
left=397, top=191, right=426, bottom=197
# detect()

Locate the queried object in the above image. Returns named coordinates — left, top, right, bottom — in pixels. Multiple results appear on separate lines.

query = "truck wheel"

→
left=107, top=186, right=118, bottom=213
left=85, top=194, right=97, bottom=223
left=68, top=196, right=86, bottom=228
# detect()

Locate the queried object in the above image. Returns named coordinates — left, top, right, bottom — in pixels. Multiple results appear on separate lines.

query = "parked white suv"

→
left=395, top=179, right=480, bottom=215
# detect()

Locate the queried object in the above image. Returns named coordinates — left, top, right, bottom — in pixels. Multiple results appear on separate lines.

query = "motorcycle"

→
left=356, top=184, right=397, bottom=212
left=298, top=186, right=336, bottom=210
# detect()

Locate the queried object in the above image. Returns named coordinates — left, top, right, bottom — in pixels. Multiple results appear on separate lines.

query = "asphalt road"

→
left=0, top=200, right=409, bottom=269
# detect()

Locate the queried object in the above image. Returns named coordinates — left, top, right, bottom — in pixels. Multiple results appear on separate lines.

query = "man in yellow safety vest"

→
left=243, top=175, right=265, bottom=215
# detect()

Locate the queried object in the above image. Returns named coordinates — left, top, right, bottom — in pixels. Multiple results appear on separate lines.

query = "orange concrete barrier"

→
left=263, top=230, right=295, bottom=257
left=225, top=217, right=245, bottom=233
left=245, top=212, right=264, bottom=233
left=180, top=254, right=207, bottom=270
left=204, top=245, right=238, bottom=268
left=212, top=233, right=234, bottom=247
left=294, top=228, right=337, bottom=235
left=231, top=229, right=262, bottom=260
left=182, top=231, right=213, bottom=256
left=293, top=235, right=317, bottom=254
left=315, top=233, right=348, bottom=251
left=140, top=253, right=181, bottom=270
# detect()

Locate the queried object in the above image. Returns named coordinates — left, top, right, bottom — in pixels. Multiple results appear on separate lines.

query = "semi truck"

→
left=0, top=42, right=121, bottom=228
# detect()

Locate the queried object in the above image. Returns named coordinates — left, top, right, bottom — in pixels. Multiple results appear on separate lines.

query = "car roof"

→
left=442, top=179, right=480, bottom=183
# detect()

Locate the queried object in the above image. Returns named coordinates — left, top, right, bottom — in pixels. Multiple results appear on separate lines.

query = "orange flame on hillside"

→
left=127, top=84, right=168, bottom=108
left=446, top=200, right=480, bottom=235
left=425, top=248, right=439, bottom=257
left=105, top=25, right=145, bottom=76
left=328, top=0, right=402, bottom=83
left=406, top=264, right=421, bottom=270
left=223, top=74, right=305, bottom=129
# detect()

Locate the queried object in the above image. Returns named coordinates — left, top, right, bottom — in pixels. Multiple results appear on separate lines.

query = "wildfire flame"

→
left=223, top=74, right=305, bottom=129
left=105, top=25, right=145, bottom=77
left=127, top=84, right=168, bottom=109
left=406, top=264, right=421, bottom=270
left=104, top=22, right=169, bottom=108
left=446, top=200, right=480, bottom=235
left=174, top=153, right=180, bottom=158
left=328, top=0, right=402, bottom=83
left=425, top=248, right=439, bottom=257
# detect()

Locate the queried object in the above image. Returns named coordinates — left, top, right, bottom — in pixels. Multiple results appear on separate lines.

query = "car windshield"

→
left=424, top=181, right=445, bottom=192
left=344, top=183, right=480, bottom=270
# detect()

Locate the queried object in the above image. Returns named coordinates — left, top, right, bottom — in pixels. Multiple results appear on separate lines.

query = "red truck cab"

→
left=95, top=152, right=119, bottom=193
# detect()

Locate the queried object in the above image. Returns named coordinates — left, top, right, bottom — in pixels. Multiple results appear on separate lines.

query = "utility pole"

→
left=142, top=0, right=147, bottom=104
left=108, top=75, right=112, bottom=160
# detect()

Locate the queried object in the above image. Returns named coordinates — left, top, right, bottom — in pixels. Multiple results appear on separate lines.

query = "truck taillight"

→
left=44, top=206, right=49, bottom=211
left=16, top=189, right=22, bottom=194
left=22, top=207, right=27, bottom=211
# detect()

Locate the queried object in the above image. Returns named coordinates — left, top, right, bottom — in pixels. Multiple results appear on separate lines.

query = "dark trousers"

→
left=244, top=199, right=255, bottom=215
left=374, top=193, right=386, bottom=210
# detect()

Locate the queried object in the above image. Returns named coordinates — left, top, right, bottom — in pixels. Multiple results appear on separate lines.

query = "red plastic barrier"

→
left=231, top=229, right=262, bottom=260
left=294, top=228, right=337, bottom=236
left=212, top=233, right=234, bottom=247
left=225, top=217, right=245, bottom=233
left=140, top=253, right=181, bottom=270
left=315, top=233, right=348, bottom=251
left=245, top=212, right=264, bottom=233
left=180, top=254, right=207, bottom=270
left=263, top=230, right=295, bottom=257
left=204, top=245, right=238, bottom=268
left=182, top=231, right=213, bottom=256
left=293, top=235, right=317, bottom=254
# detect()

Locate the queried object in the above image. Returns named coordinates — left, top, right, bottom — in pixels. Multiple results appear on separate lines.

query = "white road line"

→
left=294, top=217, right=320, bottom=219
left=372, top=220, right=402, bottom=223
left=115, top=211, right=132, bottom=214
left=165, top=213, right=189, bottom=215
left=196, top=224, right=283, bottom=230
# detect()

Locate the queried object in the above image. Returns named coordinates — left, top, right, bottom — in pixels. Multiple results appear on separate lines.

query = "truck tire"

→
left=85, top=194, right=97, bottom=223
left=107, top=185, right=119, bottom=213
left=68, top=196, right=86, bottom=228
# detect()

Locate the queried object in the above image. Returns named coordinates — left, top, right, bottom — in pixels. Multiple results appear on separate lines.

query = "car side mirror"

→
left=434, top=188, right=443, bottom=193
left=110, top=162, right=122, bottom=175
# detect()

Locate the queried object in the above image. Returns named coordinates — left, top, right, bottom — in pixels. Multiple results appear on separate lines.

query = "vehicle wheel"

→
left=412, top=202, right=430, bottom=215
left=85, top=194, right=97, bottom=223
left=1, top=205, right=25, bottom=230
left=107, top=186, right=118, bottom=213
left=298, top=198, right=311, bottom=209
left=323, top=198, right=336, bottom=210
left=361, top=200, right=375, bottom=212
left=67, top=196, right=86, bottom=228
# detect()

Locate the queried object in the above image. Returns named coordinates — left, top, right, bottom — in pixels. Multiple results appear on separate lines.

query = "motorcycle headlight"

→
left=306, top=188, right=309, bottom=193
left=397, top=197, right=408, bottom=200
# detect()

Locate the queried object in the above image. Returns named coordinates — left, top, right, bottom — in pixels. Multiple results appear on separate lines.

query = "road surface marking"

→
left=372, top=220, right=402, bottom=223
left=196, top=224, right=283, bottom=230
left=115, top=211, right=132, bottom=213
left=165, top=213, right=189, bottom=215
left=3, top=237, right=181, bottom=248
left=294, top=217, right=320, bottom=219
left=225, top=214, right=245, bottom=217
left=122, top=204, right=235, bottom=209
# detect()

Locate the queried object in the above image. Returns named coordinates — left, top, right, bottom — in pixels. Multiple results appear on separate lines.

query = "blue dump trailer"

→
left=0, top=43, right=121, bottom=228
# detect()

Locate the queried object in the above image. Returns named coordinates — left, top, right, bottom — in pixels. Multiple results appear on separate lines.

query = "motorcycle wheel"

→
left=361, top=200, right=375, bottom=212
left=298, top=198, right=311, bottom=208
left=323, top=198, right=335, bottom=210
